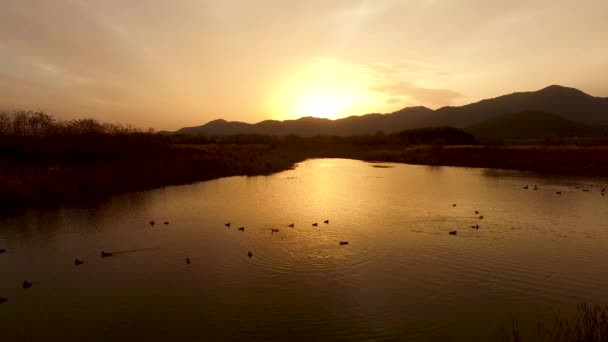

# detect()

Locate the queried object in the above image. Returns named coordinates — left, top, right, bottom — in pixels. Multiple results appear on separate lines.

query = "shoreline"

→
left=2, top=143, right=608, bottom=211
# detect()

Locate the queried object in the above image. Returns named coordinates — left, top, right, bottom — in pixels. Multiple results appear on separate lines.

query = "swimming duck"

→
left=164, top=221, right=169, bottom=225
left=339, top=241, right=349, bottom=245
left=583, top=189, right=590, bottom=192
left=452, top=204, right=457, bottom=207
left=523, top=186, right=529, bottom=189
left=312, top=223, right=318, bottom=227
left=0, top=249, right=5, bottom=254
left=149, top=221, right=155, bottom=226
left=248, top=251, right=253, bottom=258
left=479, top=216, right=484, bottom=219
left=101, top=251, right=112, bottom=258
left=288, top=223, right=295, bottom=228
left=186, top=258, right=191, bottom=264
left=449, top=230, right=457, bottom=235
left=271, top=228, right=280, bottom=233
left=471, top=224, right=479, bottom=229
left=0, top=297, right=7, bottom=304
left=225, top=223, right=231, bottom=227
left=74, top=259, right=84, bottom=266
left=324, top=220, right=329, bottom=224
left=238, top=227, right=245, bottom=231
left=475, top=211, right=479, bottom=215
left=556, top=191, right=562, bottom=195
left=23, top=281, right=33, bottom=289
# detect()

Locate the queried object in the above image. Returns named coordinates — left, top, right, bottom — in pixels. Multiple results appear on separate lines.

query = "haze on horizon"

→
left=1, top=0, right=607, bottom=130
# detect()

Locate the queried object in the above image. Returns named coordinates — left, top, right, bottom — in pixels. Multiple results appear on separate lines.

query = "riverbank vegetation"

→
left=500, top=304, right=608, bottom=342
left=2, top=111, right=608, bottom=208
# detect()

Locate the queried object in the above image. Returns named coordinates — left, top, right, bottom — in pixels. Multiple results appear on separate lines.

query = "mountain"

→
left=170, top=85, right=608, bottom=136
left=434, top=85, right=608, bottom=127
left=465, top=111, right=608, bottom=141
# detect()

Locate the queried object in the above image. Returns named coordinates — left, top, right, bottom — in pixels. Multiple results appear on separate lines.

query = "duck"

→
left=479, top=216, right=484, bottom=219
left=312, top=223, right=318, bottom=227
left=149, top=221, right=155, bottom=226
left=556, top=191, right=562, bottom=195
left=0, top=297, right=7, bottom=304
left=324, top=220, right=329, bottom=224
left=23, top=281, right=33, bottom=289
left=288, top=223, right=295, bottom=228
left=452, top=204, right=457, bottom=207
left=248, top=251, right=253, bottom=258
left=101, top=251, right=112, bottom=258
left=449, top=230, right=457, bottom=235
left=0, top=248, right=5, bottom=254
left=471, top=224, right=479, bottom=229
left=225, top=223, right=231, bottom=227
left=238, top=227, right=245, bottom=231
left=475, top=210, right=479, bottom=215
left=533, top=186, right=538, bottom=190
left=164, top=221, right=169, bottom=225
left=74, top=259, right=84, bottom=266
left=271, top=228, right=280, bottom=233
left=583, top=189, right=590, bottom=192
left=186, top=258, right=191, bottom=264
left=523, top=186, right=529, bottom=189
left=339, top=241, right=349, bottom=245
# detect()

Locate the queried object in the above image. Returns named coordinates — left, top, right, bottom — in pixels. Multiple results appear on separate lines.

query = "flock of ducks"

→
left=445, top=184, right=606, bottom=236
left=2, top=184, right=605, bottom=305
left=0, top=218, right=344, bottom=304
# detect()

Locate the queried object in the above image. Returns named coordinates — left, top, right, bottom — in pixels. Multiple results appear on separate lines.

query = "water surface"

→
left=2, top=159, right=608, bottom=341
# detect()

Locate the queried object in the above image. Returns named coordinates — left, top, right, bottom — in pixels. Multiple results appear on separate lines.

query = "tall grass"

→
left=500, top=304, right=608, bottom=342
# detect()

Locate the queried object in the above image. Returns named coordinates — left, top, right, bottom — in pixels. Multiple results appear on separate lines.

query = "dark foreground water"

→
left=2, top=159, right=608, bottom=341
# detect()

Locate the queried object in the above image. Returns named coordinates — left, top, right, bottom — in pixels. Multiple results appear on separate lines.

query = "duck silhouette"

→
left=556, top=191, right=562, bottom=195
left=248, top=251, right=253, bottom=258
left=186, top=258, right=191, bottom=264
left=339, top=241, right=349, bottom=245
left=0, top=297, right=7, bottom=304
left=271, top=228, right=280, bottom=233
left=0, top=248, right=5, bottom=254
left=164, top=221, right=169, bottom=225
left=449, top=230, right=457, bottom=235
left=475, top=211, right=479, bottom=215
left=324, top=220, right=329, bottom=224
left=74, top=259, right=84, bottom=266
left=479, top=216, right=484, bottom=219
left=23, top=281, right=33, bottom=289
left=225, top=223, right=231, bottom=227
left=149, top=221, right=155, bottom=226
left=101, top=251, right=112, bottom=258
left=288, top=223, right=295, bottom=228
left=452, top=204, right=457, bottom=207
left=312, top=223, right=318, bottom=227
left=471, top=224, right=479, bottom=229
left=523, top=186, right=529, bottom=189
left=238, top=227, right=245, bottom=231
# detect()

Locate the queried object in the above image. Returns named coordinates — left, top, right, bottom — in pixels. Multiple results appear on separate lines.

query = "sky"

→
left=1, top=0, right=607, bottom=130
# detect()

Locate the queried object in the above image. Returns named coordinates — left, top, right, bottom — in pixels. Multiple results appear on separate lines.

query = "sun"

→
left=294, top=93, right=347, bottom=120
left=267, top=59, right=385, bottom=121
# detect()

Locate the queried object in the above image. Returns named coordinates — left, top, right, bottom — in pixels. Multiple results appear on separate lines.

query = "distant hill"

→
left=465, top=111, right=608, bottom=141
left=169, top=85, right=608, bottom=136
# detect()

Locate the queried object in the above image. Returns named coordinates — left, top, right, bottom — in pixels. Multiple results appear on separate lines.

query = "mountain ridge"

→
left=169, top=85, right=608, bottom=136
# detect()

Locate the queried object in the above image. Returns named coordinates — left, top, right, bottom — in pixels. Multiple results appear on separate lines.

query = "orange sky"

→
left=1, top=0, right=607, bottom=130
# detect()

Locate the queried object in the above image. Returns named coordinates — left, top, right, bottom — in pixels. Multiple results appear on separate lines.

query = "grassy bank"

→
left=500, top=304, right=608, bottom=342
left=2, top=111, right=608, bottom=209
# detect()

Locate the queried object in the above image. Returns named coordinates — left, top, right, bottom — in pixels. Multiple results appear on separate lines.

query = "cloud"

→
left=312, top=58, right=462, bottom=108
left=371, top=81, right=463, bottom=107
